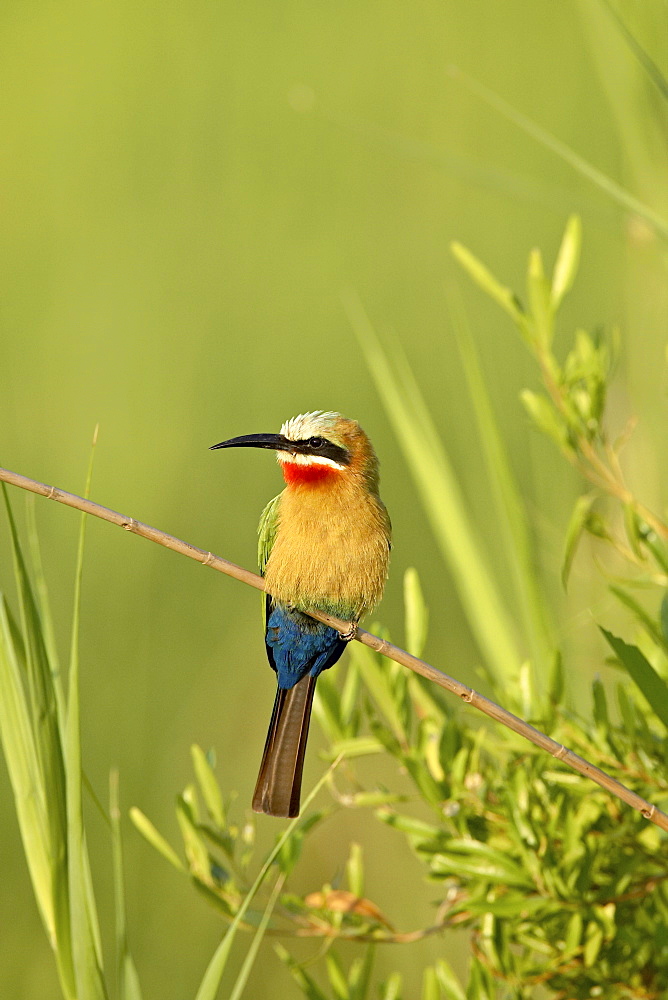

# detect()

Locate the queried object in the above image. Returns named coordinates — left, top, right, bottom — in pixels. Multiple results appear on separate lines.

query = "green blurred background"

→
left=1, top=0, right=666, bottom=995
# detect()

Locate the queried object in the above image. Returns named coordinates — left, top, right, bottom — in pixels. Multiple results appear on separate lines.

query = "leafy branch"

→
left=129, top=588, right=668, bottom=999
left=452, top=216, right=668, bottom=583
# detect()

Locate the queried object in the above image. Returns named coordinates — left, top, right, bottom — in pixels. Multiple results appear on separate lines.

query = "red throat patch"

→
left=281, top=461, right=341, bottom=486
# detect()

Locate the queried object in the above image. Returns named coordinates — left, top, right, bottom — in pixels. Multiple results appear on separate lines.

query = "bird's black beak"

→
left=209, top=433, right=293, bottom=453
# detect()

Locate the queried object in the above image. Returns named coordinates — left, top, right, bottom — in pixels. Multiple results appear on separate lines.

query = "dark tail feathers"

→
left=252, top=674, right=317, bottom=817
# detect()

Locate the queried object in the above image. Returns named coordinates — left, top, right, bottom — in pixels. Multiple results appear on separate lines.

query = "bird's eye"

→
left=308, top=436, right=325, bottom=449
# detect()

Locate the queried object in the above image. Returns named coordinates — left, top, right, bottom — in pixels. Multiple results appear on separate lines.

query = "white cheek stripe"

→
left=277, top=451, right=345, bottom=470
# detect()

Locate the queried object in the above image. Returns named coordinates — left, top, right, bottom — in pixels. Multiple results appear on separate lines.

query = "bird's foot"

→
left=338, top=621, right=358, bottom=642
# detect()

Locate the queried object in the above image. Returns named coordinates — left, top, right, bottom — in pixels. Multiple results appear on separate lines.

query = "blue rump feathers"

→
left=265, top=604, right=346, bottom=690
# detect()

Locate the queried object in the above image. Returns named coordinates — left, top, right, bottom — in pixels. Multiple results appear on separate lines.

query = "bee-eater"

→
left=211, top=411, right=391, bottom=818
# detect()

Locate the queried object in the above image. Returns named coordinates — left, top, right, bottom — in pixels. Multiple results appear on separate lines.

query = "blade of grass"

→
left=351, top=642, right=408, bottom=742
left=447, top=286, right=555, bottom=682
left=27, top=489, right=112, bottom=997
left=0, top=595, right=55, bottom=939
left=194, top=759, right=340, bottom=1000
left=191, top=745, right=226, bottom=829
left=1, top=484, right=76, bottom=996
left=609, top=585, right=668, bottom=655
left=344, top=288, right=520, bottom=683
left=28, top=487, right=111, bottom=832
left=274, top=944, right=330, bottom=1000
left=449, top=66, right=668, bottom=241
left=600, top=0, right=668, bottom=101
left=65, top=427, right=107, bottom=998
left=601, top=628, right=668, bottom=732
left=129, top=807, right=187, bottom=872
left=2, top=488, right=62, bottom=753
left=110, top=771, right=143, bottom=1000
left=227, top=873, right=285, bottom=1000
left=350, top=945, right=375, bottom=1000
left=403, top=568, right=429, bottom=660
left=26, top=496, right=64, bottom=721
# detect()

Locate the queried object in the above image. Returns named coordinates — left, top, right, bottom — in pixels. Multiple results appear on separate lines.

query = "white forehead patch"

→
left=280, top=411, right=340, bottom=441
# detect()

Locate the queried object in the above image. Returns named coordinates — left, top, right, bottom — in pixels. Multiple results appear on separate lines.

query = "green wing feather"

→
left=258, top=492, right=282, bottom=625
left=258, top=492, right=283, bottom=575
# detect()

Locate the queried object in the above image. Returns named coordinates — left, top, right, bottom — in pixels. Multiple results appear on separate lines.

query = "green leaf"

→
left=402, top=753, right=444, bottom=806
left=1, top=487, right=72, bottom=989
left=600, top=628, right=668, bottom=731
left=527, top=247, right=553, bottom=346
left=564, top=329, right=599, bottom=382
left=563, top=911, right=583, bottom=956
left=25, top=497, right=62, bottom=711
left=451, top=67, right=668, bottom=242
left=641, top=531, right=668, bottom=575
left=227, top=873, right=284, bottom=1000
left=313, top=673, right=344, bottom=742
left=583, top=919, right=604, bottom=967
left=403, top=568, right=429, bottom=658
left=429, top=840, right=534, bottom=888
left=463, top=893, right=546, bottom=918
left=520, top=390, right=569, bottom=451
left=176, top=793, right=211, bottom=884
left=562, top=493, right=598, bottom=589
left=276, top=814, right=318, bottom=876
left=378, top=973, right=402, bottom=1000
left=274, top=944, right=329, bottom=1000
left=326, top=736, right=384, bottom=759
left=346, top=842, right=365, bottom=898
left=339, top=659, right=362, bottom=731
left=351, top=643, right=407, bottom=742
left=551, top=215, right=582, bottom=310
left=434, top=959, right=466, bottom=1000
left=325, top=951, right=349, bottom=1000
left=110, top=772, right=143, bottom=1000
left=593, top=901, right=616, bottom=940
left=349, top=946, right=374, bottom=1000
left=616, top=681, right=636, bottom=737
left=0, top=595, right=56, bottom=946
left=129, top=807, right=185, bottom=871
left=592, top=677, right=609, bottom=729
left=450, top=242, right=527, bottom=332
left=623, top=504, right=644, bottom=558
left=549, top=650, right=564, bottom=705
left=466, top=956, right=493, bottom=1000
left=448, top=289, right=554, bottom=684
left=191, top=745, right=226, bottom=829
left=420, top=718, right=445, bottom=783
left=610, top=585, right=668, bottom=654
left=421, top=966, right=440, bottom=1000
left=662, top=591, right=668, bottom=644
left=64, top=430, right=108, bottom=1000
left=376, top=810, right=441, bottom=847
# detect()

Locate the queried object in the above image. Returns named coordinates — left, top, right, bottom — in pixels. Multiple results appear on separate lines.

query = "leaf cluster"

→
left=133, top=571, right=668, bottom=999
left=454, top=216, right=668, bottom=593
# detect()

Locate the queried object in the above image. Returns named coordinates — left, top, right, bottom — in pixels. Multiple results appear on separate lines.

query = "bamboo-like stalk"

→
left=1, top=464, right=666, bottom=833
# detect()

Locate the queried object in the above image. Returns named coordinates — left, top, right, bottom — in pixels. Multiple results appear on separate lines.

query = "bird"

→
left=211, top=411, right=391, bottom=818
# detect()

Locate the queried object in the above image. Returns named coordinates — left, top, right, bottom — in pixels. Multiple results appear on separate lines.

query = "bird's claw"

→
left=338, top=621, right=358, bottom=642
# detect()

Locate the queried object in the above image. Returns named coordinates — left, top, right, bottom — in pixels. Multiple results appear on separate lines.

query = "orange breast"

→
left=263, top=477, right=391, bottom=620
